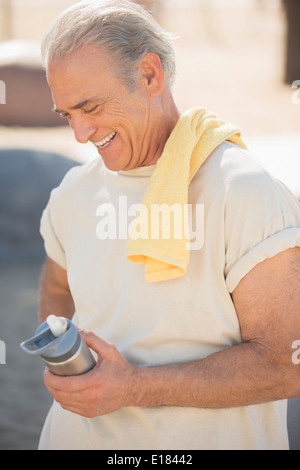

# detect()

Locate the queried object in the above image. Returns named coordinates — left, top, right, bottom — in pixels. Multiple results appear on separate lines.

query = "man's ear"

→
left=139, top=53, right=165, bottom=97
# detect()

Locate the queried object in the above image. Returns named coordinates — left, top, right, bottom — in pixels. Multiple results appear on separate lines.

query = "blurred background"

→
left=0, top=0, right=299, bottom=450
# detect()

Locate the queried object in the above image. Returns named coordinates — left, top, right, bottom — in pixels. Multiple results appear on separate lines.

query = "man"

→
left=38, top=0, right=300, bottom=450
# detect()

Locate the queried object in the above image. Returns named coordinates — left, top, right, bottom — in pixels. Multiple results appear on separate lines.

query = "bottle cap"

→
left=46, top=315, right=68, bottom=337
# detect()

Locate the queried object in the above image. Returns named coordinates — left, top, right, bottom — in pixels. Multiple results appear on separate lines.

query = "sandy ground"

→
left=0, top=0, right=300, bottom=450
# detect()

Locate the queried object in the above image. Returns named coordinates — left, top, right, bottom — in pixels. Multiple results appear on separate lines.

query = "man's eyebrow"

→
left=52, top=96, right=102, bottom=114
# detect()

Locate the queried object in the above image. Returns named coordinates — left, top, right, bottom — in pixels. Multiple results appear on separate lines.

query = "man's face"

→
left=48, top=45, right=161, bottom=171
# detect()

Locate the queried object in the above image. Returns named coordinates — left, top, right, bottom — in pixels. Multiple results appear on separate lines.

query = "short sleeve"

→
left=224, top=164, right=300, bottom=293
left=40, top=186, right=67, bottom=270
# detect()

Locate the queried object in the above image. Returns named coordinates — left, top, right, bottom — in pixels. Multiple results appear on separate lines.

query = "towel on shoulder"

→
left=126, top=107, right=247, bottom=283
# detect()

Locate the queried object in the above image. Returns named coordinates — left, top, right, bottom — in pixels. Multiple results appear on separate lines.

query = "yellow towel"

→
left=126, top=107, right=247, bottom=283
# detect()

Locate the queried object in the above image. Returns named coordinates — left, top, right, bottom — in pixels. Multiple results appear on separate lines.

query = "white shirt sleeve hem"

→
left=226, top=227, right=300, bottom=293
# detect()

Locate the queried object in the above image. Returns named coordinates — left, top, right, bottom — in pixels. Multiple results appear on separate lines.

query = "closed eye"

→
left=83, top=105, right=100, bottom=114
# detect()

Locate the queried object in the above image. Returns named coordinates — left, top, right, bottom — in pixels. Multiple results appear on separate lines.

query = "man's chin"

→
left=99, top=154, right=128, bottom=172
left=99, top=150, right=138, bottom=172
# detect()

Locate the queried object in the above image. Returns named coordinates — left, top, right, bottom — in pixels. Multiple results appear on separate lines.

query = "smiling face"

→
left=48, top=45, right=180, bottom=171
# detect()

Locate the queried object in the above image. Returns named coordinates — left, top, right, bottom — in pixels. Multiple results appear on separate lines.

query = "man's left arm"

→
left=43, top=247, right=300, bottom=417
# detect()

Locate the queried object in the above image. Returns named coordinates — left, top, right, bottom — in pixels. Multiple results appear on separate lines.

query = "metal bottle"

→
left=20, top=316, right=96, bottom=376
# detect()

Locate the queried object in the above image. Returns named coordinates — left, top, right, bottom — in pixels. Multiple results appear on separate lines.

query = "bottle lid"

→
left=46, top=315, right=68, bottom=337
left=20, top=318, right=80, bottom=362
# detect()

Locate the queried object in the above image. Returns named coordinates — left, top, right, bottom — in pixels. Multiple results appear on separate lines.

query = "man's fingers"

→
left=42, top=331, right=110, bottom=394
left=43, top=366, right=92, bottom=393
left=79, top=330, right=113, bottom=356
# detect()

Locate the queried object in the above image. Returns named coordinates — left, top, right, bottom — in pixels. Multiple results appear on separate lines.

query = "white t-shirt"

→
left=38, top=142, right=300, bottom=450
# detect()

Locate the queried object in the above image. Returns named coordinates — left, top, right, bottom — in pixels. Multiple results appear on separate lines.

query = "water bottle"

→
left=20, top=315, right=96, bottom=376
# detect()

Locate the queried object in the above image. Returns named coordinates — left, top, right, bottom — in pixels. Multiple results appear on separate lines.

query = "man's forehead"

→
left=48, top=46, right=119, bottom=113
left=49, top=44, right=115, bottom=74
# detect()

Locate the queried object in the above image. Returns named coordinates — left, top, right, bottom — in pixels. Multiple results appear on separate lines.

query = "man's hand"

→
left=44, top=248, right=300, bottom=416
left=43, top=331, right=138, bottom=418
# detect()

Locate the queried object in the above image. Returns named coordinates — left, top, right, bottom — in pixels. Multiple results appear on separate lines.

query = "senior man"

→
left=38, top=0, right=300, bottom=450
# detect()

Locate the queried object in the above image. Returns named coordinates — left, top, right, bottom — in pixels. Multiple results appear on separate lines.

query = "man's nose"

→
left=71, top=116, right=97, bottom=144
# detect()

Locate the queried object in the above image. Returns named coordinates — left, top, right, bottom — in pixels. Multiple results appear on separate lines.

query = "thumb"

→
left=79, top=330, right=113, bottom=356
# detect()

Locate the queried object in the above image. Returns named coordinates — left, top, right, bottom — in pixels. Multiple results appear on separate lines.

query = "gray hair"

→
left=41, top=0, right=177, bottom=91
